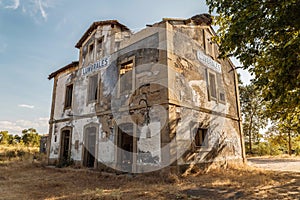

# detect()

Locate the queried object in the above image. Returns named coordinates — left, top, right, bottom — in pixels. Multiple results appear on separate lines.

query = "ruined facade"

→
left=47, top=15, right=245, bottom=173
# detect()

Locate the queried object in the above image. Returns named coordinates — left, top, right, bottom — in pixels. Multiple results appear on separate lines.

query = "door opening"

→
left=83, top=127, right=96, bottom=168
left=117, top=123, right=134, bottom=171
left=60, top=129, right=71, bottom=165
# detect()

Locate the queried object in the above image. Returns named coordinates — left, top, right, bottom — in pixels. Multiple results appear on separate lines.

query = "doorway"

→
left=83, top=127, right=96, bottom=168
left=117, top=123, right=134, bottom=171
left=60, top=129, right=71, bottom=165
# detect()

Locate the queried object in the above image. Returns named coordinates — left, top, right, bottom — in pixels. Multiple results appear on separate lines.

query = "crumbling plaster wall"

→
left=49, top=24, right=170, bottom=168
left=98, top=27, right=169, bottom=168
left=166, top=23, right=243, bottom=164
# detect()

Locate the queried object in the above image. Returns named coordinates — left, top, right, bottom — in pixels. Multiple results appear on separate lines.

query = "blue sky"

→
left=0, top=0, right=251, bottom=135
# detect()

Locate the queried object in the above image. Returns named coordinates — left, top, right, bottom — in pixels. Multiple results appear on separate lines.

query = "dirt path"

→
left=1, top=159, right=300, bottom=199
left=247, top=157, right=300, bottom=172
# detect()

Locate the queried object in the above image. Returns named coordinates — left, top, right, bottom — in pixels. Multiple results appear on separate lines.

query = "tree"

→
left=0, top=131, right=10, bottom=144
left=206, top=0, right=300, bottom=127
left=240, top=83, right=268, bottom=154
left=22, top=128, right=41, bottom=147
left=266, top=120, right=300, bottom=155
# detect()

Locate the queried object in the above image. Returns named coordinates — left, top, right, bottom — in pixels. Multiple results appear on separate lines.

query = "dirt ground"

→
left=0, top=158, right=299, bottom=200
left=248, top=156, right=300, bottom=172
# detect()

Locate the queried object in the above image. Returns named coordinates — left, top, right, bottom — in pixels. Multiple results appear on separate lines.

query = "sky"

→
left=0, top=0, right=251, bottom=135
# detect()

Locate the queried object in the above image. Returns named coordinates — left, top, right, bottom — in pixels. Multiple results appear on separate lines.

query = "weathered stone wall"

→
left=49, top=19, right=243, bottom=171
left=166, top=22, right=243, bottom=165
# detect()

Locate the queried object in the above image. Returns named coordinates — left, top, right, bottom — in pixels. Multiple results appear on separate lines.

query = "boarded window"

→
left=120, top=61, right=134, bottom=93
left=88, top=75, right=98, bottom=102
left=65, top=84, right=73, bottom=109
left=208, top=72, right=217, bottom=100
left=195, top=128, right=208, bottom=147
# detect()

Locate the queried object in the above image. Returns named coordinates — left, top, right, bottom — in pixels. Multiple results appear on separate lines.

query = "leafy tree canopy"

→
left=206, top=0, right=300, bottom=127
left=22, top=128, right=41, bottom=147
left=240, top=83, right=268, bottom=153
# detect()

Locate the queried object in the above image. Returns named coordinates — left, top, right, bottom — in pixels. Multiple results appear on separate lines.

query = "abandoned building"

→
left=47, top=14, right=245, bottom=173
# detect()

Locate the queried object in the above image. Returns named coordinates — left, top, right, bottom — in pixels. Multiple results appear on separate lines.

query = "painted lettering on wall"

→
left=82, top=56, right=110, bottom=75
left=197, top=50, right=222, bottom=73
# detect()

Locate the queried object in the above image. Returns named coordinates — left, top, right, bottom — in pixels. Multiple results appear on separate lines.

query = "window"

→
left=96, top=38, right=103, bottom=60
left=202, top=29, right=206, bottom=51
left=82, top=46, right=88, bottom=66
left=65, top=84, right=73, bottom=109
left=195, top=128, right=208, bottom=147
left=203, top=29, right=215, bottom=58
left=120, top=60, right=134, bottom=93
left=208, top=71, right=217, bottom=101
left=219, top=91, right=226, bottom=103
left=89, top=43, right=94, bottom=63
left=88, top=74, right=98, bottom=102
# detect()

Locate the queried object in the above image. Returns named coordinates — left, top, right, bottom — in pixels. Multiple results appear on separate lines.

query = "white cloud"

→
left=4, top=0, right=20, bottom=10
left=36, top=0, right=47, bottom=20
left=0, top=118, right=49, bottom=135
left=1, top=0, right=57, bottom=21
left=18, top=104, right=35, bottom=109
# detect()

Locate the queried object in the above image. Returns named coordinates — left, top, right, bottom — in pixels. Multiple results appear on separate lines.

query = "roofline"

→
left=75, top=20, right=130, bottom=49
left=48, top=61, right=79, bottom=80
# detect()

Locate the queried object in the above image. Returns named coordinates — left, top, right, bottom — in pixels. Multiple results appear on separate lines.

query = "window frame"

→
left=87, top=74, right=99, bottom=104
left=118, top=56, right=135, bottom=97
left=194, top=128, right=208, bottom=148
left=88, top=43, right=95, bottom=64
left=96, top=37, right=104, bottom=60
left=207, top=69, right=218, bottom=102
left=219, top=90, right=226, bottom=104
left=64, top=83, right=73, bottom=109
left=203, top=28, right=215, bottom=59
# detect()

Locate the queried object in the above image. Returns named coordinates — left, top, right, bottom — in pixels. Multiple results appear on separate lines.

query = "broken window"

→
left=65, top=84, right=73, bottom=109
left=88, top=74, right=98, bottom=102
left=207, top=71, right=217, bottom=101
left=120, top=60, right=134, bottom=93
left=89, top=43, right=94, bottom=63
left=82, top=46, right=88, bottom=66
left=96, top=37, right=103, bottom=60
left=195, top=128, right=208, bottom=147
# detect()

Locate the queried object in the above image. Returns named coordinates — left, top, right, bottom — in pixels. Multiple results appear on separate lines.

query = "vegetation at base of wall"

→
left=56, top=156, right=75, bottom=168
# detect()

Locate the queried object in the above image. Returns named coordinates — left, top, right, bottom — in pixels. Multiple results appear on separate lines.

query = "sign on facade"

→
left=197, top=50, right=222, bottom=73
left=82, top=56, right=110, bottom=75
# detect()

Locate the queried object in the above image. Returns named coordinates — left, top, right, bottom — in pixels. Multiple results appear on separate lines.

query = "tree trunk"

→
left=288, top=130, right=292, bottom=156
left=248, top=116, right=253, bottom=154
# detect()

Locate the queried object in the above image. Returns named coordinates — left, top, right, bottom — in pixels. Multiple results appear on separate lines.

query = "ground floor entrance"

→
left=117, top=123, right=135, bottom=172
left=59, top=129, right=71, bottom=165
left=83, top=127, right=97, bottom=168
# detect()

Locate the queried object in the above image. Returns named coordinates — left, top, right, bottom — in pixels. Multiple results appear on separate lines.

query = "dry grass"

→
left=0, top=146, right=299, bottom=200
